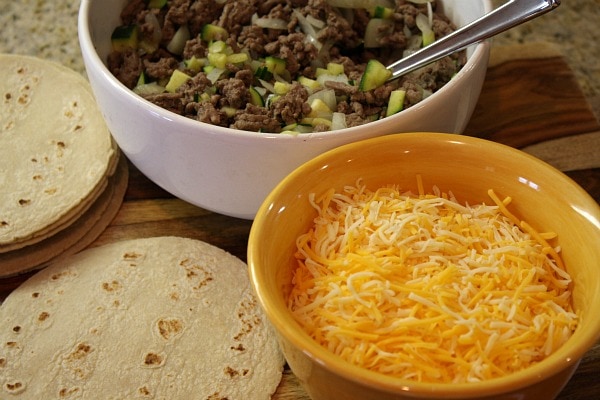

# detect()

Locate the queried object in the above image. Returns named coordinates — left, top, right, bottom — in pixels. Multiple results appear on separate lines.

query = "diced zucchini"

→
left=208, top=52, right=227, bottom=69
left=148, top=0, right=167, bottom=9
left=165, top=70, right=191, bottom=93
left=265, top=56, right=287, bottom=75
left=208, top=40, right=228, bottom=54
left=359, top=59, right=392, bottom=92
left=385, top=89, right=406, bottom=117
left=298, top=76, right=321, bottom=91
left=254, top=66, right=273, bottom=81
left=184, top=56, right=206, bottom=72
left=226, top=53, right=249, bottom=65
left=136, top=71, right=146, bottom=86
left=249, top=87, right=265, bottom=106
left=201, top=24, right=228, bottom=42
left=301, top=117, right=332, bottom=128
left=221, top=106, right=237, bottom=117
left=315, top=67, right=329, bottom=77
left=372, top=6, right=394, bottom=19
left=273, top=81, right=291, bottom=95
left=111, top=25, right=139, bottom=52
left=326, top=62, right=345, bottom=75
left=308, top=98, right=333, bottom=118
left=416, top=13, right=435, bottom=47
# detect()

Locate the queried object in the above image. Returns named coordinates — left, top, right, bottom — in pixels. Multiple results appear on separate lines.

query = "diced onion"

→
left=166, top=24, right=190, bottom=55
left=293, top=9, right=323, bottom=51
left=258, top=78, right=276, bottom=93
left=133, top=82, right=165, bottom=96
left=307, top=89, right=337, bottom=111
left=251, top=13, right=288, bottom=30
left=364, top=18, right=394, bottom=48
left=331, top=112, right=347, bottom=130
left=207, top=67, right=225, bottom=83
left=316, top=73, right=350, bottom=86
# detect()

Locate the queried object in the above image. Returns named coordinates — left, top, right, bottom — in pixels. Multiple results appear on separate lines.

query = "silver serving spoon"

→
left=387, top=0, right=561, bottom=81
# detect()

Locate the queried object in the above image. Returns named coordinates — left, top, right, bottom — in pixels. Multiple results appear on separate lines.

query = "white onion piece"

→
left=406, top=0, right=434, bottom=4
left=207, top=67, right=225, bottom=83
left=364, top=18, right=394, bottom=48
left=251, top=13, right=288, bottom=30
left=306, top=14, right=325, bottom=29
left=326, top=0, right=393, bottom=9
left=307, top=89, right=337, bottom=111
left=166, top=25, right=190, bottom=55
left=316, top=73, right=350, bottom=87
left=416, top=13, right=434, bottom=46
left=133, top=82, right=165, bottom=96
left=293, top=9, right=323, bottom=51
left=145, top=12, right=162, bottom=46
left=331, top=112, right=347, bottom=130
left=258, top=78, right=276, bottom=93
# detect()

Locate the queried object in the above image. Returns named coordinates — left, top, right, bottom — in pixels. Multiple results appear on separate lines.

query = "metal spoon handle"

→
left=386, top=0, right=561, bottom=81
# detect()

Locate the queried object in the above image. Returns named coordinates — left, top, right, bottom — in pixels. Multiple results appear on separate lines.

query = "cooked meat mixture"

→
left=108, top=0, right=465, bottom=133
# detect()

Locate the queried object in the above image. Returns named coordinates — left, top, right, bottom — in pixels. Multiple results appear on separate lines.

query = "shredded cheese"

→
left=288, top=179, right=578, bottom=383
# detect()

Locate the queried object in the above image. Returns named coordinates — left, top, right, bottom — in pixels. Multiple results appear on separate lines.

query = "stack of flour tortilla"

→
left=0, top=236, right=285, bottom=399
left=0, top=54, right=127, bottom=277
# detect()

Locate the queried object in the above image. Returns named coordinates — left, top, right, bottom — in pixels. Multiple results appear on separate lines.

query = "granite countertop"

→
left=0, top=0, right=598, bottom=119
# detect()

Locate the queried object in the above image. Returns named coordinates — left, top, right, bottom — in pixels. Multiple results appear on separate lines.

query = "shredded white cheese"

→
left=288, top=178, right=578, bottom=383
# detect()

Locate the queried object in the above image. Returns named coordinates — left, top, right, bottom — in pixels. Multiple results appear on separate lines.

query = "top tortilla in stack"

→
left=0, top=236, right=285, bottom=399
left=0, top=54, right=122, bottom=276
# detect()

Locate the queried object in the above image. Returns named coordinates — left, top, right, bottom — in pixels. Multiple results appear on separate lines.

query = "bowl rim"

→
left=78, top=0, right=492, bottom=141
left=248, top=132, right=600, bottom=397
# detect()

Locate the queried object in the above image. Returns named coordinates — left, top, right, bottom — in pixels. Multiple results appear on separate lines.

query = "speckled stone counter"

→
left=1, top=0, right=598, bottom=118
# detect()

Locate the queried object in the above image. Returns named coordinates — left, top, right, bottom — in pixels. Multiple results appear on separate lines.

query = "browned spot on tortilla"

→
left=33, top=174, right=43, bottom=181
left=180, top=258, right=214, bottom=290
left=5, top=381, right=24, bottom=393
left=233, top=296, right=261, bottom=341
left=58, top=387, right=80, bottom=398
left=38, top=311, right=50, bottom=321
left=12, top=326, right=21, bottom=333
left=0, top=357, right=6, bottom=367
left=102, top=280, right=121, bottom=292
left=31, top=292, right=40, bottom=298
left=144, top=352, right=163, bottom=366
left=18, top=199, right=31, bottom=206
left=157, top=318, right=183, bottom=340
left=4, top=92, right=11, bottom=100
left=139, top=386, right=151, bottom=396
left=123, top=252, right=142, bottom=261
left=1, top=220, right=8, bottom=227
left=68, top=343, right=92, bottom=360
left=224, top=366, right=249, bottom=378
left=230, top=343, right=245, bottom=352
left=207, top=392, right=228, bottom=400
left=6, top=341, right=18, bottom=348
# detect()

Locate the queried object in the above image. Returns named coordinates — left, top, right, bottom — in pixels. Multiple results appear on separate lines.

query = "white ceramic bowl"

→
left=78, top=0, right=491, bottom=219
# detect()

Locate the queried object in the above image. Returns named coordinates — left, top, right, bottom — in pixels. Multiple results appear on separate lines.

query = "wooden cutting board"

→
left=1, top=42, right=599, bottom=400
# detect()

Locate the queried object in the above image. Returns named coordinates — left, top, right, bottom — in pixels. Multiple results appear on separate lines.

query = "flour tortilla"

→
left=0, top=237, right=284, bottom=399
left=0, top=54, right=116, bottom=251
left=0, top=151, right=128, bottom=278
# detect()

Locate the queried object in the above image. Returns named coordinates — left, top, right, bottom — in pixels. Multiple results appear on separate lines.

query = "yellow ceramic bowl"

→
left=248, top=132, right=600, bottom=400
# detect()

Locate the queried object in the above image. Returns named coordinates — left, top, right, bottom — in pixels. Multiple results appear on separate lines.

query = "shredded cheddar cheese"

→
left=288, top=179, right=578, bottom=383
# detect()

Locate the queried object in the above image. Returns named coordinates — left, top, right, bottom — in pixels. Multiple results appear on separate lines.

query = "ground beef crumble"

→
left=108, top=0, right=466, bottom=133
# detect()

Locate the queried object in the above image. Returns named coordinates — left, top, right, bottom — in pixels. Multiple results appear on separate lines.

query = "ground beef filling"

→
left=108, top=0, right=465, bottom=133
